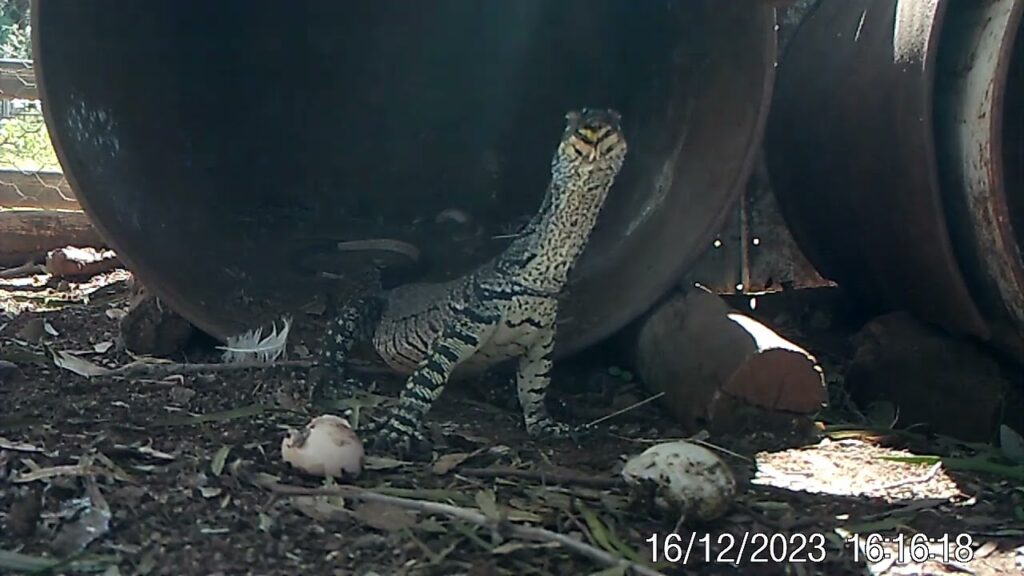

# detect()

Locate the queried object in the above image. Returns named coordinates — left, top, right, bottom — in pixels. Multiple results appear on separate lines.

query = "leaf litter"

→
left=3, top=271, right=1024, bottom=575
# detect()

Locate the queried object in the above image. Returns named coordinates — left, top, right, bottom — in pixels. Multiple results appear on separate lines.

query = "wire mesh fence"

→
left=0, top=2, right=75, bottom=212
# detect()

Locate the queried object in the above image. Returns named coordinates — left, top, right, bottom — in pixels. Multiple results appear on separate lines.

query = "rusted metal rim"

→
left=765, top=0, right=991, bottom=341
left=934, top=0, right=1024, bottom=360
left=33, top=1, right=776, bottom=356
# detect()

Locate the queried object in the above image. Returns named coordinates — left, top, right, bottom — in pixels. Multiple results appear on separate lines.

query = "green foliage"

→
left=0, top=110, right=60, bottom=171
left=0, top=0, right=29, bottom=59
left=0, top=2, right=58, bottom=173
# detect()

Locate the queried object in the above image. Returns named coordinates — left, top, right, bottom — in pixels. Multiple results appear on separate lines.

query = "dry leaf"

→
left=363, top=456, right=409, bottom=471
left=492, top=541, right=561, bottom=555
left=199, top=486, right=222, bottom=499
left=291, top=495, right=348, bottom=522
left=16, top=319, right=47, bottom=343
left=475, top=490, right=500, bottom=522
left=974, top=540, right=999, bottom=559
left=258, top=512, right=274, bottom=533
left=352, top=501, right=418, bottom=532
left=211, top=445, right=232, bottom=476
left=43, top=321, right=59, bottom=337
left=52, top=351, right=111, bottom=377
left=431, top=452, right=473, bottom=475
left=129, top=445, right=175, bottom=461
left=93, top=341, right=114, bottom=354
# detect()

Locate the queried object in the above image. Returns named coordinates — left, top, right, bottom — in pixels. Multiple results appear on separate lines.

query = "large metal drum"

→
left=34, top=0, right=776, bottom=355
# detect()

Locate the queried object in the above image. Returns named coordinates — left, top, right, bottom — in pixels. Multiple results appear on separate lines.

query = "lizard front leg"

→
left=313, top=296, right=386, bottom=402
left=370, top=307, right=499, bottom=457
left=516, top=324, right=573, bottom=438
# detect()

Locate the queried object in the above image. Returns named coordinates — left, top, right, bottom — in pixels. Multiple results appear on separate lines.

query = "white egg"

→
left=281, top=414, right=364, bottom=480
left=621, top=440, right=736, bottom=521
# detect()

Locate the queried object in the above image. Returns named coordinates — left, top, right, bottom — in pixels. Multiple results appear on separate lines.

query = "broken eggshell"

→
left=281, top=414, right=364, bottom=480
left=621, top=440, right=736, bottom=522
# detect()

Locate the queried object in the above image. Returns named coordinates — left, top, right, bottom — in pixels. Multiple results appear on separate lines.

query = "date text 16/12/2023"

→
left=646, top=533, right=976, bottom=565
left=647, top=533, right=828, bottom=565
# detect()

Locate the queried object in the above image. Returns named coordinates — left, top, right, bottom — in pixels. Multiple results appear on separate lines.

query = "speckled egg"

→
left=621, top=440, right=736, bottom=521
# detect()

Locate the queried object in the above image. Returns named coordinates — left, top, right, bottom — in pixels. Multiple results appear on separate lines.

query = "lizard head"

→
left=557, top=108, right=627, bottom=170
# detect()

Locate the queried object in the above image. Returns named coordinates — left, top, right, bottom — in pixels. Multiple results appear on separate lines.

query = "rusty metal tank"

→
left=766, top=0, right=1024, bottom=361
left=33, top=1, right=777, bottom=355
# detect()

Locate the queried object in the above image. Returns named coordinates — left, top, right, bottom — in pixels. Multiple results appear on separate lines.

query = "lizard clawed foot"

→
left=526, top=418, right=593, bottom=442
left=365, top=417, right=433, bottom=460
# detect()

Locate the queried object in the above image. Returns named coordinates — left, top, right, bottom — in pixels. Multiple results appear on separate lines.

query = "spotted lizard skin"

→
left=316, top=108, right=628, bottom=455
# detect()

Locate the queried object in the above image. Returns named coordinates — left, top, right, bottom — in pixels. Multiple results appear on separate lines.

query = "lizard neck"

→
left=503, top=168, right=615, bottom=293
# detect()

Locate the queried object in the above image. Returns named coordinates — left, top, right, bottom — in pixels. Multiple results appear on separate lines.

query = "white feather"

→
left=219, top=316, right=292, bottom=364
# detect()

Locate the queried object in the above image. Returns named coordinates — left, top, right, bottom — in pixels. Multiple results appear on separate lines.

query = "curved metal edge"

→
left=765, top=0, right=990, bottom=340
left=935, top=0, right=1024, bottom=359
left=33, top=0, right=240, bottom=344
left=35, top=2, right=778, bottom=354
left=887, top=0, right=992, bottom=339
left=32, top=1, right=140, bottom=289
left=555, top=5, right=779, bottom=357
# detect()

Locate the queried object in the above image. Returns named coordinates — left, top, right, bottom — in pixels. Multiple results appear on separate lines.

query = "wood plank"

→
left=0, top=170, right=79, bottom=210
left=0, top=209, right=103, bottom=267
left=0, top=59, right=36, bottom=100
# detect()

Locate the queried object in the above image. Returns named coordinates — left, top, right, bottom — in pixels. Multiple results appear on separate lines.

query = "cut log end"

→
left=634, top=288, right=827, bottom=434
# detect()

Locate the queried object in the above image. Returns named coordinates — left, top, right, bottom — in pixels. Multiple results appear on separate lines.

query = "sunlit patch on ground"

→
left=3, top=274, right=1024, bottom=575
left=753, top=438, right=963, bottom=502
left=752, top=438, right=1024, bottom=575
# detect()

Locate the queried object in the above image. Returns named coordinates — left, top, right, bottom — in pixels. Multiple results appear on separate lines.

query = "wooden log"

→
left=0, top=170, right=79, bottom=211
left=0, top=209, right=104, bottom=267
left=633, top=288, right=826, bottom=434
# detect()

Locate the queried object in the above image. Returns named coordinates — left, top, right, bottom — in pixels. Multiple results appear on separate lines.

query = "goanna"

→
left=315, top=108, right=628, bottom=455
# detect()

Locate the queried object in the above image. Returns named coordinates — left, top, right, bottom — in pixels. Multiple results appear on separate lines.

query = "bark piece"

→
left=45, top=246, right=121, bottom=278
left=634, top=289, right=826, bottom=433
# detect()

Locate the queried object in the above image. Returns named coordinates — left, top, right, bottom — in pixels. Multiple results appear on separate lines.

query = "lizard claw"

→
left=527, top=418, right=590, bottom=441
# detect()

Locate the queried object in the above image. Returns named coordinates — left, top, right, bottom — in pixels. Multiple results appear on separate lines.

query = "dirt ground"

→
left=2, top=270, right=1023, bottom=576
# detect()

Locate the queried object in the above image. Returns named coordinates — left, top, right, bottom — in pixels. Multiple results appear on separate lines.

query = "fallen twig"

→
left=254, top=477, right=664, bottom=576
left=109, top=358, right=393, bottom=378
left=0, top=261, right=44, bottom=279
left=458, top=466, right=623, bottom=489
left=864, top=461, right=943, bottom=494
left=585, top=392, right=665, bottom=428
left=110, top=359, right=313, bottom=378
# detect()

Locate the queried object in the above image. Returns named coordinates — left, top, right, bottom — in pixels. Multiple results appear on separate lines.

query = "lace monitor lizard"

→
left=315, top=108, right=628, bottom=456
